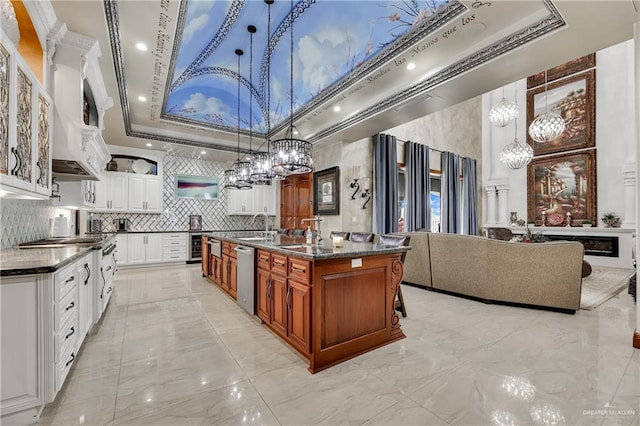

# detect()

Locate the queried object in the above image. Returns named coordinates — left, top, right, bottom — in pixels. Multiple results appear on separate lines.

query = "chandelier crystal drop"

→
left=489, top=97, right=519, bottom=127
left=528, top=112, right=565, bottom=143
left=271, top=0, right=313, bottom=175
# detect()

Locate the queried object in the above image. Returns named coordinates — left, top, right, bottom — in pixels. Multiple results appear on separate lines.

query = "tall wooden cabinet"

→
left=280, top=173, right=312, bottom=229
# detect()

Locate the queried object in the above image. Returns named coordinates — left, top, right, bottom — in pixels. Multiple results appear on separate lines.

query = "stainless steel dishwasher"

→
left=234, top=245, right=255, bottom=314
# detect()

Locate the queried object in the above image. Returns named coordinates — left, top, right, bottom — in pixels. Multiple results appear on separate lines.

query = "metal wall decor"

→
left=37, top=93, right=50, bottom=188
left=15, top=66, right=32, bottom=183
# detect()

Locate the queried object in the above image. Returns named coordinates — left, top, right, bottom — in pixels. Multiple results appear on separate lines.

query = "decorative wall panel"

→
left=0, top=42, right=9, bottom=176
left=16, top=66, right=32, bottom=183
left=36, top=93, right=50, bottom=189
left=91, top=154, right=260, bottom=233
left=0, top=200, right=75, bottom=248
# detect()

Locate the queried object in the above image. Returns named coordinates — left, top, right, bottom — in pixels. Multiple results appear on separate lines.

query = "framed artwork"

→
left=526, top=69, right=595, bottom=156
left=175, top=175, right=220, bottom=199
left=527, top=150, right=597, bottom=226
left=313, top=166, right=340, bottom=215
left=189, top=214, right=202, bottom=231
left=526, top=53, right=595, bottom=89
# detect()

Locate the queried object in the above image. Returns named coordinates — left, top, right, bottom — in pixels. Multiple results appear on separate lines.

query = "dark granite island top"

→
left=0, top=246, right=95, bottom=277
left=205, top=231, right=410, bottom=260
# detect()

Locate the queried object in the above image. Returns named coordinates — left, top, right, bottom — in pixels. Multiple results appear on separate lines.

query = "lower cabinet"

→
left=255, top=250, right=311, bottom=354
left=201, top=236, right=209, bottom=277
left=209, top=254, right=222, bottom=285
left=115, top=235, right=128, bottom=266
left=162, top=233, right=187, bottom=262
left=77, top=252, right=94, bottom=348
left=127, top=234, right=163, bottom=265
left=220, top=242, right=237, bottom=299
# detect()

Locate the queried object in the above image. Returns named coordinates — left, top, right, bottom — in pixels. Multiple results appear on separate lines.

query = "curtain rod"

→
left=395, top=138, right=445, bottom=154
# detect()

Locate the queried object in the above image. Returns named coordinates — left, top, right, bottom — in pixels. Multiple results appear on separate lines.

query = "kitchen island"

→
left=202, top=232, right=409, bottom=373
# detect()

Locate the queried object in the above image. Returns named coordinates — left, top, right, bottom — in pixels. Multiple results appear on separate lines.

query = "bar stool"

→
left=350, top=232, right=375, bottom=243
left=378, top=234, right=411, bottom=317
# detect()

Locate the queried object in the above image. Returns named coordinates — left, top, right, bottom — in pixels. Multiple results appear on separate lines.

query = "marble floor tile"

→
left=39, top=264, right=640, bottom=426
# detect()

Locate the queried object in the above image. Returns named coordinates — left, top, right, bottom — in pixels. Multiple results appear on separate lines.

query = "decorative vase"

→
left=510, top=212, right=518, bottom=227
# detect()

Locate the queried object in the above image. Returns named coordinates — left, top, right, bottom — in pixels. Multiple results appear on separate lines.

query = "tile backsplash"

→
left=91, top=154, right=262, bottom=233
left=0, top=199, right=76, bottom=248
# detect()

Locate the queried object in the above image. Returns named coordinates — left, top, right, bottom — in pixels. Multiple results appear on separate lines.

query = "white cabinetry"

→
left=128, top=175, right=162, bottom=213
left=127, top=234, right=163, bottom=265
left=53, top=263, right=78, bottom=392
left=227, top=184, right=276, bottom=215
left=52, top=179, right=98, bottom=209
left=115, top=234, right=128, bottom=266
left=163, top=233, right=187, bottom=262
left=94, top=172, right=127, bottom=211
left=0, top=40, right=52, bottom=200
left=77, top=253, right=94, bottom=347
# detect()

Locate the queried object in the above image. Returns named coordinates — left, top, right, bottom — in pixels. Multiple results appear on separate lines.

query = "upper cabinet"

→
left=0, top=38, right=52, bottom=199
left=227, top=184, right=277, bottom=216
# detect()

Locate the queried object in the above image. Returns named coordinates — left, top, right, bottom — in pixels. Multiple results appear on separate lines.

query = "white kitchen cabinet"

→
left=52, top=178, right=98, bottom=209
left=94, top=172, right=127, bottom=211
left=0, top=41, right=52, bottom=200
left=128, top=175, right=162, bottom=213
left=162, top=233, right=187, bottom=262
left=227, top=185, right=276, bottom=215
left=127, top=233, right=163, bottom=265
left=77, top=252, right=94, bottom=347
left=115, top=234, right=128, bottom=265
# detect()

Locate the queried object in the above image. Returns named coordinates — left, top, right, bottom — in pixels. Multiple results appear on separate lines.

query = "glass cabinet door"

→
left=36, top=92, right=51, bottom=193
left=15, top=65, right=33, bottom=186
left=0, top=42, right=9, bottom=177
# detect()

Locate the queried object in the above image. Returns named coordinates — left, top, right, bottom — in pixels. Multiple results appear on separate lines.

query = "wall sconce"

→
left=361, top=177, right=371, bottom=209
left=349, top=165, right=360, bottom=200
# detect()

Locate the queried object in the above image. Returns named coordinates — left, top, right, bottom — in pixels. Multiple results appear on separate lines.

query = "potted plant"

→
left=601, top=212, right=621, bottom=228
left=582, top=219, right=592, bottom=228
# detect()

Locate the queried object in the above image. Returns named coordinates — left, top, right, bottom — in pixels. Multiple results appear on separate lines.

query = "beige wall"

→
left=311, top=96, right=483, bottom=234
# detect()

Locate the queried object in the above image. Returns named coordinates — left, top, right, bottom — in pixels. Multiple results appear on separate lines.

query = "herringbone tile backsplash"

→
left=0, top=199, right=75, bottom=248
left=91, top=154, right=259, bottom=233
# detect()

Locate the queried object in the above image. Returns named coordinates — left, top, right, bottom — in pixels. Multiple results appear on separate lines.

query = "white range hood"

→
left=51, top=24, right=113, bottom=181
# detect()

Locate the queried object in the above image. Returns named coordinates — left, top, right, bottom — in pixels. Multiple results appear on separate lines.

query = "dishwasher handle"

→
left=234, top=246, right=253, bottom=254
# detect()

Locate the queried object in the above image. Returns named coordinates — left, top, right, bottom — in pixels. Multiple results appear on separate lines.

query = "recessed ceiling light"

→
left=406, top=62, right=416, bottom=70
left=146, top=143, right=152, bottom=147
left=138, top=95, right=147, bottom=102
left=333, top=105, right=341, bottom=112
left=136, top=42, right=147, bottom=51
left=201, top=151, right=206, bottom=155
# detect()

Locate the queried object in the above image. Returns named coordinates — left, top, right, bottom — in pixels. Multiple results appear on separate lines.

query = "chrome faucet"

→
left=300, top=215, right=324, bottom=244
left=252, top=212, right=271, bottom=237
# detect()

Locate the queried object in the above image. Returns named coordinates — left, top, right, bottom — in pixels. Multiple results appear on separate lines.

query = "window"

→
left=430, top=173, right=441, bottom=232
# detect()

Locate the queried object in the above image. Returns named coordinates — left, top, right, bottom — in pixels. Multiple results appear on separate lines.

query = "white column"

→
left=496, top=185, right=510, bottom=226
left=484, top=185, right=497, bottom=225
left=623, top=163, right=636, bottom=228
left=633, top=21, right=640, bottom=349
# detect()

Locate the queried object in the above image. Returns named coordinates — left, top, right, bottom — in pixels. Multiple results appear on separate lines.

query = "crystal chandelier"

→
left=489, top=86, right=519, bottom=127
left=499, top=83, right=532, bottom=169
left=271, top=0, right=313, bottom=175
left=223, top=48, right=252, bottom=190
left=528, top=70, right=565, bottom=143
left=251, top=0, right=285, bottom=183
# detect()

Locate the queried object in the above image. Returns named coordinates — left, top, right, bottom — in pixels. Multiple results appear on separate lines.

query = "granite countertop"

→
left=205, top=232, right=410, bottom=260
left=89, top=229, right=255, bottom=234
left=0, top=246, right=95, bottom=277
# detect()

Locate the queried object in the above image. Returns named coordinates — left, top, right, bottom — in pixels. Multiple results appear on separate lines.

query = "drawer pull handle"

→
left=291, top=266, right=306, bottom=273
left=65, top=352, right=75, bottom=367
left=273, top=260, right=285, bottom=267
left=107, top=287, right=113, bottom=294
left=106, top=266, right=112, bottom=272
left=65, top=276, right=75, bottom=284
left=65, top=327, right=75, bottom=339
left=65, top=301, right=75, bottom=311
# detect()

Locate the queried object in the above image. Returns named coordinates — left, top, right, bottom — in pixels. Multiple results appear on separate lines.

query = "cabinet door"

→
left=201, top=237, right=209, bottom=277
left=229, top=257, right=237, bottom=299
left=145, top=234, right=163, bottom=263
left=287, top=280, right=311, bottom=354
left=270, top=275, right=287, bottom=337
left=93, top=177, right=108, bottom=210
left=221, top=255, right=230, bottom=292
left=127, top=234, right=146, bottom=265
left=78, top=255, right=93, bottom=344
left=264, top=184, right=277, bottom=215
left=280, top=179, right=294, bottom=228
left=127, top=174, right=145, bottom=212
left=34, top=91, right=51, bottom=195
left=11, top=61, right=35, bottom=191
left=145, top=176, right=162, bottom=212
left=256, top=268, right=271, bottom=323
left=226, top=190, right=242, bottom=215
left=109, top=173, right=128, bottom=211
left=241, top=189, right=254, bottom=214
left=115, top=235, right=128, bottom=265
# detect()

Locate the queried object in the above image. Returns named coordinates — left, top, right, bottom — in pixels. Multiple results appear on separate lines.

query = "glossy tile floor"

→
left=39, top=265, right=639, bottom=425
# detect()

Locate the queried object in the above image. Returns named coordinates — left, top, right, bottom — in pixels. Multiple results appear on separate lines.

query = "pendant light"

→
left=251, top=0, right=285, bottom=183
left=499, top=83, right=533, bottom=169
left=223, top=48, right=252, bottom=190
left=528, top=70, right=565, bottom=143
left=271, top=0, right=313, bottom=175
left=245, top=24, right=259, bottom=184
left=489, top=86, right=519, bottom=127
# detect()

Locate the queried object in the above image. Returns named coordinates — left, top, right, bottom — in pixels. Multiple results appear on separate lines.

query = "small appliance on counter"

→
left=51, top=214, right=70, bottom=237
left=115, top=218, right=130, bottom=232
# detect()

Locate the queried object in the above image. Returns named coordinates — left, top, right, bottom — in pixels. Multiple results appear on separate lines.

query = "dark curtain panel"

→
left=461, top=157, right=478, bottom=235
left=373, top=133, right=398, bottom=234
left=441, top=151, right=460, bottom=234
left=405, top=141, right=430, bottom=231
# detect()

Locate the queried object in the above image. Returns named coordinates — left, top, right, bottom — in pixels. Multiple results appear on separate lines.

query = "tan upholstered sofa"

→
left=394, top=232, right=585, bottom=313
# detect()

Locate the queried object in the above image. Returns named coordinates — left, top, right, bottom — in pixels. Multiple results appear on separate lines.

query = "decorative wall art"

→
left=526, top=53, right=595, bottom=89
left=527, top=150, right=597, bottom=226
left=526, top=69, right=596, bottom=156
left=175, top=175, right=220, bottom=199
left=313, top=166, right=340, bottom=215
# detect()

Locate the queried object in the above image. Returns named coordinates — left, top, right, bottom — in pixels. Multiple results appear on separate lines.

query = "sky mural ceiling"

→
left=164, top=0, right=452, bottom=136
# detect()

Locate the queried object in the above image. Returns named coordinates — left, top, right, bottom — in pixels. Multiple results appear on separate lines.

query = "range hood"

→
left=51, top=25, right=113, bottom=181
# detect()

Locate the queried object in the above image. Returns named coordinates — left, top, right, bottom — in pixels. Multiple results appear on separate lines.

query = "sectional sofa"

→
left=394, top=232, right=585, bottom=313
